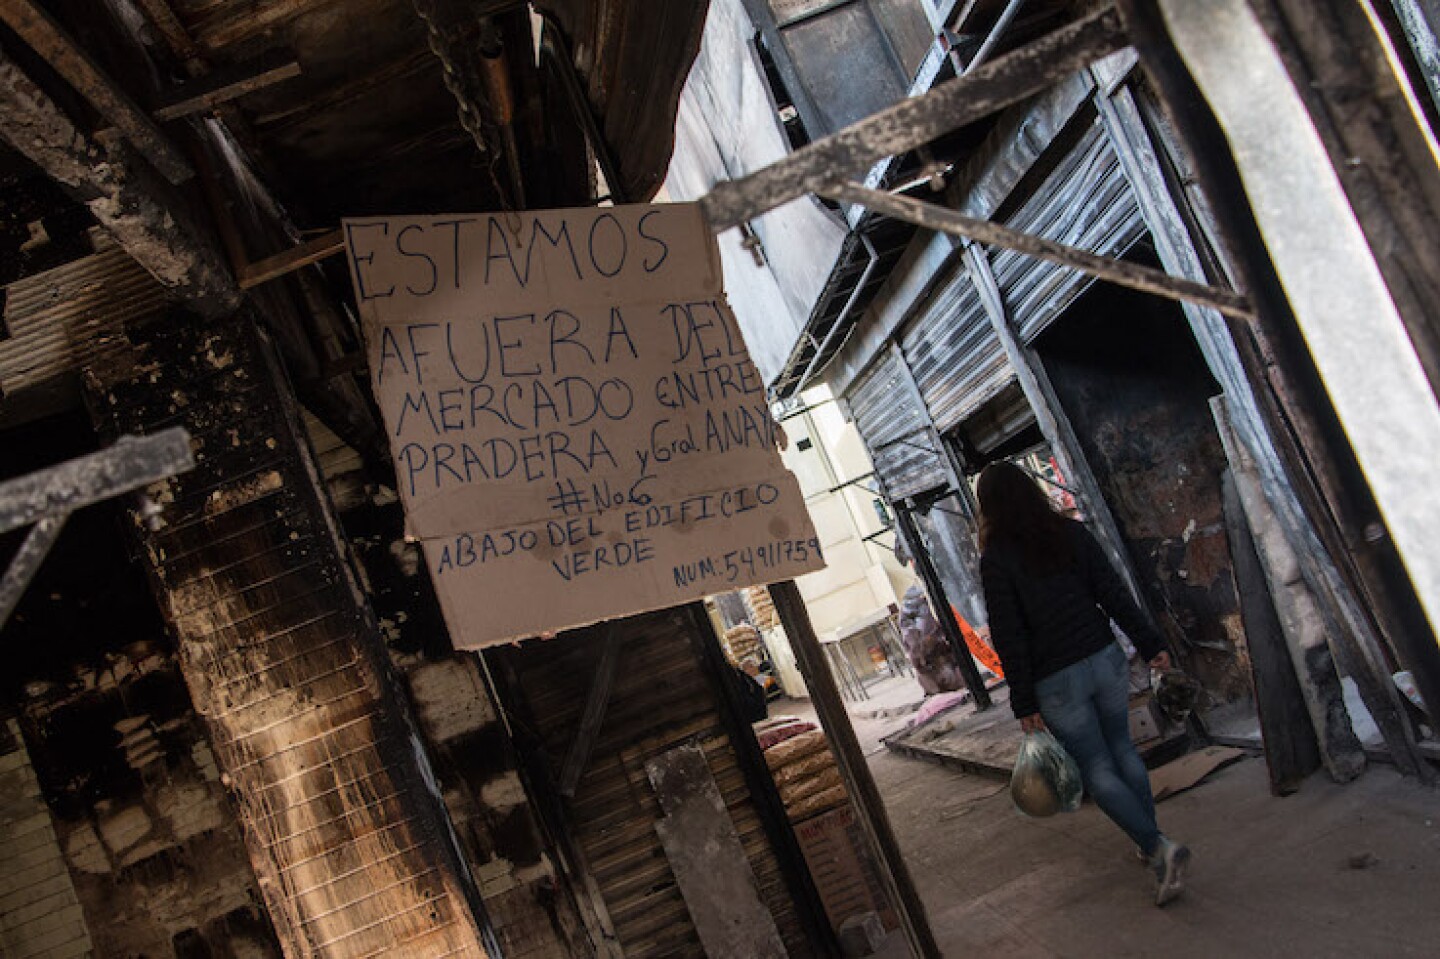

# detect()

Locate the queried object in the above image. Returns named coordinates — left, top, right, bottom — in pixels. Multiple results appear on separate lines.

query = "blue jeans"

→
left=1035, top=643, right=1160, bottom=855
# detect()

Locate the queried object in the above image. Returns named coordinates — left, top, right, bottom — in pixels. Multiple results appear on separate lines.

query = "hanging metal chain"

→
left=411, top=0, right=525, bottom=229
left=411, top=0, right=488, bottom=157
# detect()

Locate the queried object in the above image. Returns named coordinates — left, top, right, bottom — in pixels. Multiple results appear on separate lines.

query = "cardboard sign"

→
left=344, top=204, right=824, bottom=647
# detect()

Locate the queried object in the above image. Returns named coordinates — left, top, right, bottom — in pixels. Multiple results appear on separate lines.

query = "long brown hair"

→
left=976, top=462, right=1073, bottom=572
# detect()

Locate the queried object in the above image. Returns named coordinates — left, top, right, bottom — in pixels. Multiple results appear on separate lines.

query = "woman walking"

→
left=977, top=462, right=1191, bottom=906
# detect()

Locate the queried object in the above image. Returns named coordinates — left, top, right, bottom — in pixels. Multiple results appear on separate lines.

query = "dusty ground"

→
left=778, top=694, right=1440, bottom=958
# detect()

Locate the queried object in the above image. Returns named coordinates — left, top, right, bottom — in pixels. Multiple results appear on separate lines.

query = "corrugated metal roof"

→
left=900, top=264, right=1015, bottom=433
left=0, top=231, right=169, bottom=397
left=847, top=348, right=948, bottom=499
left=995, top=119, right=1146, bottom=343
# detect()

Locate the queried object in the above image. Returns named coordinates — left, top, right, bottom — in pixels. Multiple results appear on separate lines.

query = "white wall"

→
left=663, top=0, right=848, bottom=385
left=780, top=385, right=916, bottom=637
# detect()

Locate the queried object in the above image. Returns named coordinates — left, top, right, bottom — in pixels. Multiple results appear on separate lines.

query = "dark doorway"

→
left=1034, top=256, right=1251, bottom=705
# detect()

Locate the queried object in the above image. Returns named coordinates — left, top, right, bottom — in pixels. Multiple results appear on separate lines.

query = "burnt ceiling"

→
left=0, top=0, right=708, bottom=276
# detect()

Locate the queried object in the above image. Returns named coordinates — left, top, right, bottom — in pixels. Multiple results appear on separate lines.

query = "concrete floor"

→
left=779, top=695, right=1440, bottom=958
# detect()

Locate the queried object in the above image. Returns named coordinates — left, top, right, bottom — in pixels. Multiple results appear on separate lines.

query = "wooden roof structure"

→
left=0, top=0, right=707, bottom=318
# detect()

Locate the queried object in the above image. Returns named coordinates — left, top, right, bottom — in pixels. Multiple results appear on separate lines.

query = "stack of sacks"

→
left=724, top=622, right=762, bottom=661
left=746, top=586, right=780, bottom=630
left=756, top=717, right=815, bottom=751
left=764, top=728, right=847, bottom=822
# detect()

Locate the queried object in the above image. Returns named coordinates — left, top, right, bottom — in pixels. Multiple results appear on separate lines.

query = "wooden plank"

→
left=684, top=604, right=838, bottom=956
left=237, top=229, right=345, bottom=289
left=646, top=743, right=786, bottom=959
left=699, top=6, right=1129, bottom=231
left=826, top=182, right=1255, bottom=320
left=558, top=627, right=623, bottom=797
left=0, top=0, right=192, bottom=183
left=1220, top=468, right=1321, bottom=794
left=154, top=52, right=302, bottom=122
left=1212, top=399, right=1366, bottom=783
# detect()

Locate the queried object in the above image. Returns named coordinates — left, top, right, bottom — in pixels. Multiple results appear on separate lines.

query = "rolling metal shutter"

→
left=493, top=611, right=816, bottom=959
left=846, top=349, right=948, bottom=499
left=898, top=264, right=1016, bottom=434
left=992, top=119, right=1147, bottom=344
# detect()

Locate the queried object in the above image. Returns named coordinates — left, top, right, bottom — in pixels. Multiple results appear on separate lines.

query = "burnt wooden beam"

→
left=827, top=181, right=1257, bottom=320
left=699, top=5, right=1128, bottom=232
left=237, top=229, right=345, bottom=289
left=153, top=51, right=302, bottom=122
left=0, top=0, right=192, bottom=183
left=85, top=319, right=493, bottom=957
left=0, top=513, right=67, bottom=630
left=0, top=51, right=238, bottom=314
left=0, top=427, right=193, bottom=535
left=132, top=0, right=204, bottom=68
left=192, top=0, right=325, bottom=52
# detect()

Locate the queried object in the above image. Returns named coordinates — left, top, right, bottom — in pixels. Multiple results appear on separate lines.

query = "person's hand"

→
left=1020, top=713, right=1047, bottom=734
left=1149, top=651, right=1172, bottom=671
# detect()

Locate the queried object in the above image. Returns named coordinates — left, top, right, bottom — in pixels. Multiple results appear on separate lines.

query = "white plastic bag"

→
left=1010, top=730, right=1084, bottom=818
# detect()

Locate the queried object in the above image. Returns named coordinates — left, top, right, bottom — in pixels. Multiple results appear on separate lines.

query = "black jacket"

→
left=980, top=520, right=1164, bottom=718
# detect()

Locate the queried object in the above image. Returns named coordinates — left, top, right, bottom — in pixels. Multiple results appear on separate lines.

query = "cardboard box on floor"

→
left=793, top=805, right=899, bottom=935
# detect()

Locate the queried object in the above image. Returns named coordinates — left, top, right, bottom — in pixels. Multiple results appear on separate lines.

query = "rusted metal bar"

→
left=0, top=428, right=194, bottom=535
left=238, top=229, right=346, bottom=289
left=699, top=5, right=1127, bottom=232
left=827, top=181, right=1257, bottom=320
left=0, top=514, right=67, bottom=630
left=0, top=0, right=193, bottom=183
left=154, top=52, right=302, bottom=121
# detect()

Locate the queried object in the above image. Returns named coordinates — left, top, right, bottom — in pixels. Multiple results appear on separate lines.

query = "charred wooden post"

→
left=1220, top=468, right=1323, bottom=794
left=84, top=315, right=492, bottom=958
left=1213, top=400, right=1366, bottom=782
left=770, top=580, right=941, bottom=959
